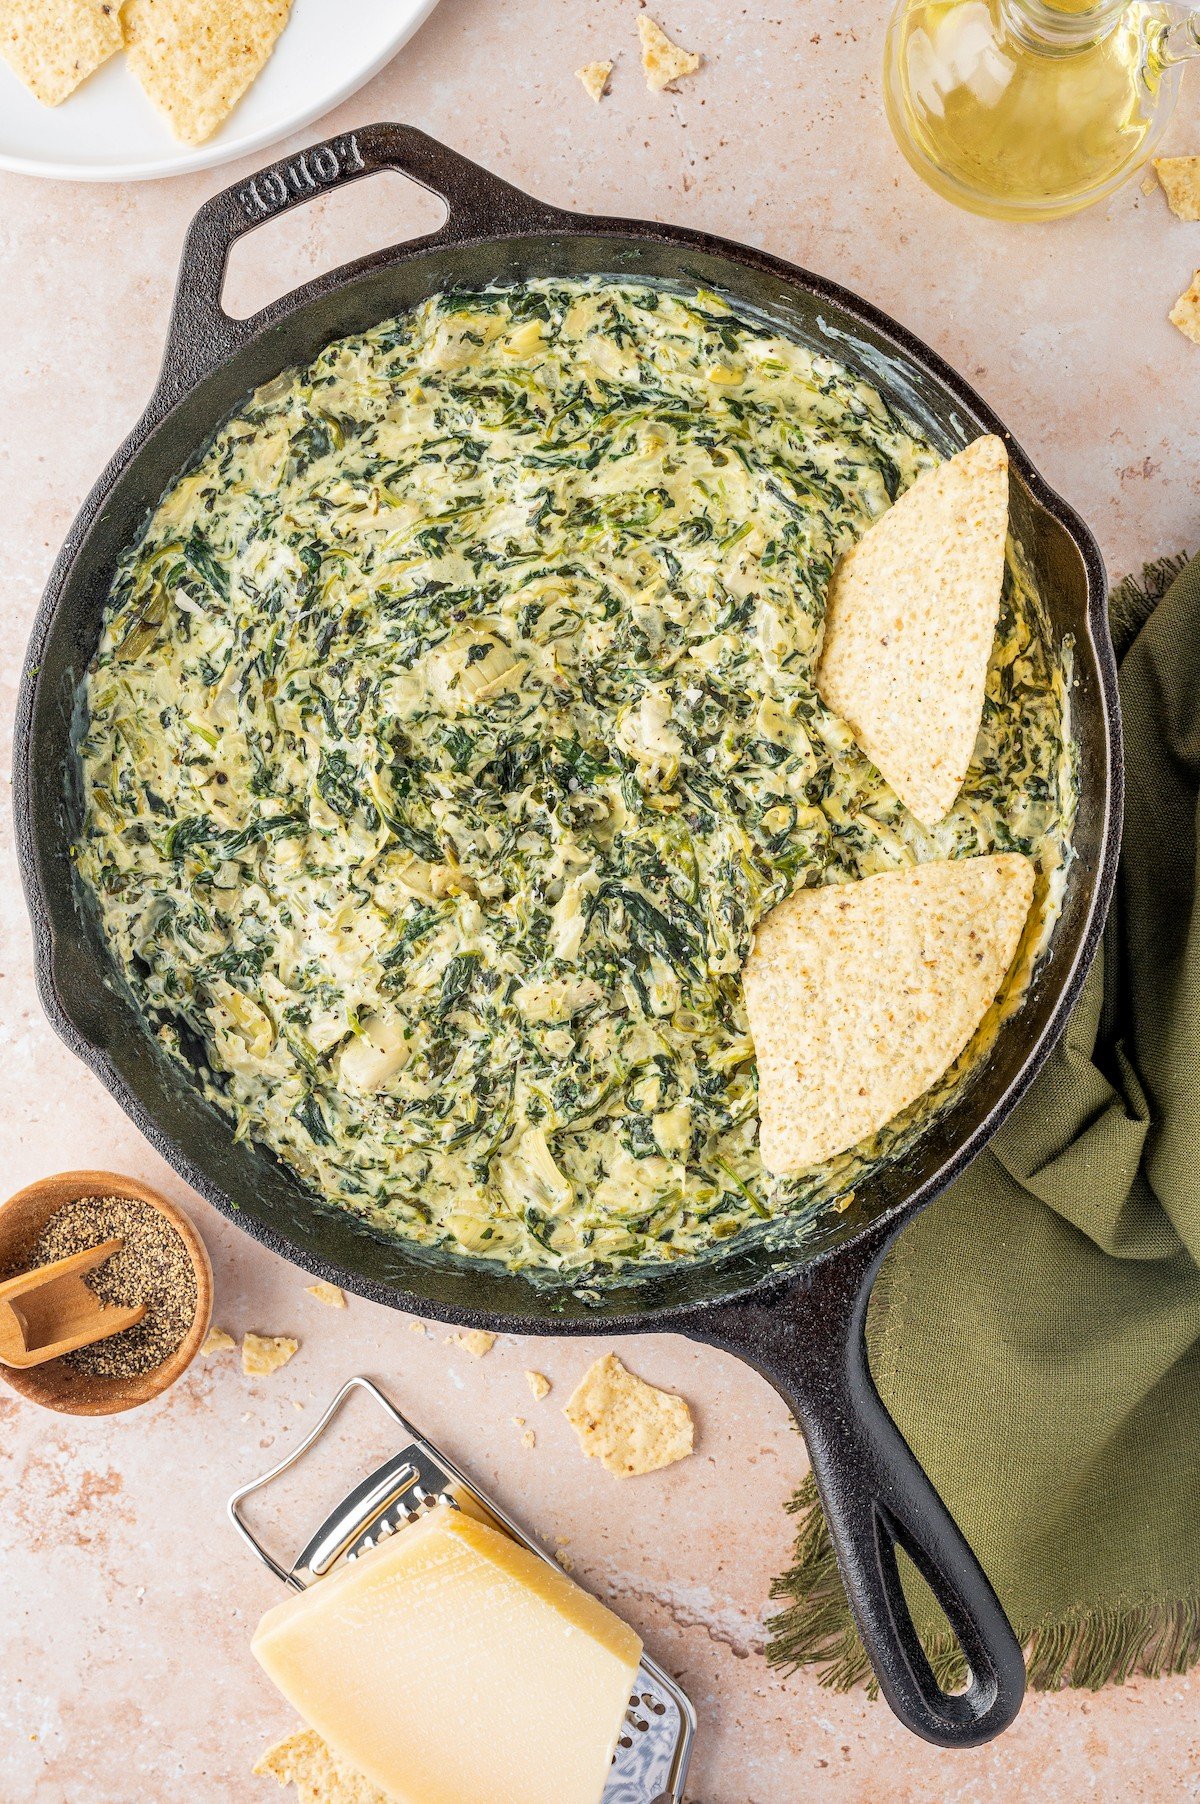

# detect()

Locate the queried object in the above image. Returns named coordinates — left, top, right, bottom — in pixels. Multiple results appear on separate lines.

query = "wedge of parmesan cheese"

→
left=251, top=1505, right=642, bottom=1804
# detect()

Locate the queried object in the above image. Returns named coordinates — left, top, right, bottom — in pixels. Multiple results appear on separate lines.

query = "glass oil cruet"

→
left=883, top=0, right=1200, bottom=218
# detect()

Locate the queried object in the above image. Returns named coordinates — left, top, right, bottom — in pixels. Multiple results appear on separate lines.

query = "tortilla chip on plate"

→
left=564, top=1352, right=693, bottom=1477
left=744, top=853, right=1035, bottom=1174
left=123, top=0, right=293, bottom=145
left=1155, top=156, right=1200, bottom=221
left=0, top=0, right=122, bottom=106
left=816, top=435, right=1009, bottom=827
left=255, top=1727, right=389, bottom=1803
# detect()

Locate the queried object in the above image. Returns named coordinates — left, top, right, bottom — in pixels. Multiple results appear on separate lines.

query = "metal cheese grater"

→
left=229, top=1375, right=696, bottom=1804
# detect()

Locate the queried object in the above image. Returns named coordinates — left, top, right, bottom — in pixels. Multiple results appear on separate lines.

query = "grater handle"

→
left=227, top=1374, right=414, bottom=1587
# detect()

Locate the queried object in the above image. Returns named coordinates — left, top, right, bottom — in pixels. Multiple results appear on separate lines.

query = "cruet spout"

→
left=1158, top=4, right=1200, bottom=61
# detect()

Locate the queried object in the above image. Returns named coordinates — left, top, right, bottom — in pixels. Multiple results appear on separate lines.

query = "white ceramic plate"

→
left=0, top=0, right=443, bottom=183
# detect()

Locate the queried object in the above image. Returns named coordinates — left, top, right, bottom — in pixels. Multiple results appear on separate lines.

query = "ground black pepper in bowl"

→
left=23, top=1194, right=198, bottom=1376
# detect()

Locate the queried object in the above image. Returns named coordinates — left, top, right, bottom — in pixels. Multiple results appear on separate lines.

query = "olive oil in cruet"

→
left=883, top=0, right=1200, bottom=218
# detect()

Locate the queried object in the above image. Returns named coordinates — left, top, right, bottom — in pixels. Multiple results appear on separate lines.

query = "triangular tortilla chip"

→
left=123, top=0, right=293, bottom=145
left=637, top=15, right=700, bottom=91
left=744, top=853, right=1035, bottom=1174
left=0, top=0, right=122, bottom=106
left=575, top=59, right=612, bottom=102
left=815, top=435, right=1009, bottom=827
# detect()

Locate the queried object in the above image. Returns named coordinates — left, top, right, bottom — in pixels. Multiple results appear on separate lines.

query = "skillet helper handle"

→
left=684, top=1221, right=1025, bottom=1747
left=157, top=122, right=561, bottom=402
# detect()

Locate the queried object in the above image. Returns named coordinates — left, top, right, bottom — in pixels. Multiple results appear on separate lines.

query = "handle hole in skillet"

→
left=896, top=1548, right=974, bottom=1696
left=221, top=170, right=448, bottom=320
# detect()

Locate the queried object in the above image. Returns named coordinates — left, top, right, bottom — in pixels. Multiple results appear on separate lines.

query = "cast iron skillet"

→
left=15, top=123, right=1121, bottom=1748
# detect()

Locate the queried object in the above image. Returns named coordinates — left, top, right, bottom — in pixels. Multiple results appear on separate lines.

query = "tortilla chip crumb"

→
left=304, top=1280, right=346, bottom=1308
left=449, top=1328, right=496, bottom=1357
left=242, top=1333, right=299, bottom=1377
left=200, top=1326, right=235, bottom=1355
left=576, top=58, right=612, bottom=102
left=1142, top=172, right=1160, bottom=197
left=123, top=0, right=294, bottom=145
left=525, top=1369, right=551, bottom=1400
left=521, top=1428, right=536, bottom=1449
left=1170, top=271, right=1200, bottom=345
left=637, top=15, right=700, bottom=91
left=1155, top=156, right=1200, bottom=220
left=0, top=0, right=122, bottom=107
left=255, top=1727, right=389, bottom=1802
left=406, top=1319, right=427, bottom=1336
left=564, top=1352, right=693, bottom=1476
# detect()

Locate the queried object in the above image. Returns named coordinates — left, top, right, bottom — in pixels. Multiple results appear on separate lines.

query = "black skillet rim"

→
left=12, top=134, right=1122, bottom=1336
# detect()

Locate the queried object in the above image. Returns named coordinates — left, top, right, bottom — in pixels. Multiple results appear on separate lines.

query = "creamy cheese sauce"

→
left=77, top=281, right=1076, bottom=1276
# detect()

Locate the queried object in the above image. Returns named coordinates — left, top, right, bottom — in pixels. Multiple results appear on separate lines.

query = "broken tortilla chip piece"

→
left=816, top=435, right=1009, bottom=827
left=200, top=1325, right=235, bottom=1355
left=637, top=15, right=700, bottom=91
left=255, top=1728, right=389, bottom=1804
left=745, top=853, right=1035, bottom=1174
left=1170, top=271, right=1200, bottom=346
left=450, top=1328, right=496, bottom=1357
left=243, top=1332, right=299, bottom=1376
left=0, top=0, right=122, bottom=106
left=525, top=1369, right=551, bottom=1400
left=304, top=1280, right=346, bottom=1308
left=575, top=58, right=612, bottom=102
left=123, top=0, right=293, bottom=145
left=1155, top=156, right=1200, bottom=221
left=564, top=1353, right=694, bottom=1476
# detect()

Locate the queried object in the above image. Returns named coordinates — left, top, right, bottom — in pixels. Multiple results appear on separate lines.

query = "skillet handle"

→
left=156, top=122, right=562, bottom=403
left=680, top=1218, right=1025, bottom=1746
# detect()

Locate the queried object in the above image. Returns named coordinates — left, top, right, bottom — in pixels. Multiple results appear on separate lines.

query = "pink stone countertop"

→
left=2, top=3, right=1199, bottom=1800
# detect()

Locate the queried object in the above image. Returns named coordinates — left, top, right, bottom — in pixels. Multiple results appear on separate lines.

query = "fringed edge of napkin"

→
left=765, top=1474, right=1200, bottom=1693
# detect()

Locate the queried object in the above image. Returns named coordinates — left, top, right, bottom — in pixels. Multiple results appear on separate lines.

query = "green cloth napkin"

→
left=769, top=550, right=1200, bottom=1693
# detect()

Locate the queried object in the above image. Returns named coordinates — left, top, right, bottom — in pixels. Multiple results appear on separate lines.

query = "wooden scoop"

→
left=0, top=1239, right=146, bottom=1368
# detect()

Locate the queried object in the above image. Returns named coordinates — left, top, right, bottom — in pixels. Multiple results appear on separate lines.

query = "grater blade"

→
left=228, top=1374, right=696, bottom=1804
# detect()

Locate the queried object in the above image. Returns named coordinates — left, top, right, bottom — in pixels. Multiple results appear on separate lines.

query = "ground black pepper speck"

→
left=23, top=1195, right=197, bottom=1377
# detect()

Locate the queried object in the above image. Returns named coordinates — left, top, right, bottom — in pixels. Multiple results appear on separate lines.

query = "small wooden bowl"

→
left=0, top=1170, right=213, bottom=1417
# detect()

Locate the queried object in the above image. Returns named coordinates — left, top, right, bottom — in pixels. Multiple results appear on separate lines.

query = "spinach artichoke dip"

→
left=77, top=281, right=1075, bottom=1276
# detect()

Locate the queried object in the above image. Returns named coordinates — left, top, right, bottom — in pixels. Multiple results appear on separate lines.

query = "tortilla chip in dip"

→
left=123, top=0, right=293, bottom=145
left=744, top=853, right=1035, bottom=1174
left=0, top=0, right=122, bottom=105
left=1155, top=156, right=1200, bottom=221
left=815, top=435, right=1009, bottom=827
